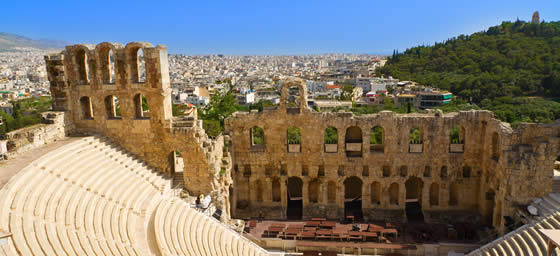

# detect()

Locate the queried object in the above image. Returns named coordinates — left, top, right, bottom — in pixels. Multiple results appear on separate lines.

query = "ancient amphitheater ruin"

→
left=0, top=41, right=560, bottom=255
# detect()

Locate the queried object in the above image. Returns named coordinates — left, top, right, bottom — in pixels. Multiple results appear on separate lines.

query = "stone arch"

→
left=104, top=95, right=121, bottom=119
left=287, top=126, right=301, bottom=152
left=250, top=126, right=264, bottom=146
left=389, top=183, right=399, bottom=205
left=449, top=125, right=465, bottom=144
left=96, top=42, right=122, bottom=84
left=74, top=47, right=90, bottom=85
left=344, top=176, right=363, bottom=219
left=405, top=176, right=423, bottom=202
left=485, top=189, right=496, bottom=225
left=79, top=96, right=93, bottom=119
left=272, top=178, right=281, bottom=202
left=345, top=126, right=363, bottom=157
left=324, top=126, right=338, bottom=144
left=327, top=181, right=336, bottom=203
left=449, top=182, right=459, bottom=206
left=370, top=181, right=380, bottom=205
left=370, top=126, right=384, bottom=152
left=125, top=42, right=153, bottom=84
left=430, top=183, right=439, bottom=206
left=308, top=179, right=320, bottom=203
left=134, top=94, right=149, bottom=119
left=279, top=77, right=308, bottom=113
left=287, top=177, right=303, bottom=219
left=440, top=166, right=448, bottom=179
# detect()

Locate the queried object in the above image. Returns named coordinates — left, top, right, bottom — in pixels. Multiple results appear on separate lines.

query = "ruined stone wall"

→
left=225, top=78, right=560, bottom=232
left=2, top=112, right=68, bottom=159
left=44, top=43, right=231, bottom=218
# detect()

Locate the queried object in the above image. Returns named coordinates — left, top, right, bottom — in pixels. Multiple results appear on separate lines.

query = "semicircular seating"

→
left=154, top=197, right=269, bottom=256
left=0, top=136, right=271, bottom=256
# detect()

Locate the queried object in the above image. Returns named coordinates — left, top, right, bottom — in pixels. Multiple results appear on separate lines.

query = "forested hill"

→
left=378, top=20, right=560, bottom=103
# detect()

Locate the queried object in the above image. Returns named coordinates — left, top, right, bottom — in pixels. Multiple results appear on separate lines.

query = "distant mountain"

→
left=0, top=32, right=68, bottom=51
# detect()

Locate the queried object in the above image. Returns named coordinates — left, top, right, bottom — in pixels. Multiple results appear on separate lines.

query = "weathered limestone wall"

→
left=44, top=42, right=232, bottom=218
left=226, top=78, right=560, bottom=232
left=1, top=112, right=68, bottom=159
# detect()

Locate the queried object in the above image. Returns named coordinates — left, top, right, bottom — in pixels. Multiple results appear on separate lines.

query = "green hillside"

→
left=378, top=20, right=560, bottom=125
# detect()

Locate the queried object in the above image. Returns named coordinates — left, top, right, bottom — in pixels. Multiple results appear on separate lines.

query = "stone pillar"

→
left=280, top=176, right=288, bottom=213
left=302, top=179, right=309, bottom=208
left=363, top=182, right=371, bottom=209
left=264, top=177, right=272, bottom=203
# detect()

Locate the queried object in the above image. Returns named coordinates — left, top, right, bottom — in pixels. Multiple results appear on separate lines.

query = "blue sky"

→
left=3, top=0, right=560, bottom=55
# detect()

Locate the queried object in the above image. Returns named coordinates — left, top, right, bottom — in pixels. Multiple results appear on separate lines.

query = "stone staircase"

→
left=172, top=171, right=184, bottom=188
left=171, top=116, right=196, bottom=128
left=468, top=193, right=560, bottom=256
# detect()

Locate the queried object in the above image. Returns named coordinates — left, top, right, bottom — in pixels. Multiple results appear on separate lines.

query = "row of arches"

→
left=79, top=94, right=149, bottom=120
left=248, top=124, right=473, bottom=153
left=73, top=45, right=146, bottom=86
left=247, top=176, right=461, bottom=220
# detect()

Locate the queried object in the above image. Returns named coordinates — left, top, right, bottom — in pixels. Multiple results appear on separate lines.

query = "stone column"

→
left=362, top=182, right=371, bottom=209
left=302, top=178, right=309, bottom=208
left=280, top=176, right=287, bottom=214
left=264, top=177, right=272, bottom=203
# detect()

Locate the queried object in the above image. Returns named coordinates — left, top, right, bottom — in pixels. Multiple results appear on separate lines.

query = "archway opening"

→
left=169, top=151, right=184, bottom=186
left=371, top=182, right=380, bottom=205
left=430, top=183, right=439, bottom=206
left=345, top=126, right=363, bottom=157
left=405, top=176, right=424, bottom=222
left=134, top=94, right=149, bottom=119
left=286, top=85, right=301, bottom=114
left=137, top=48, right=146, bottom=83
left=75, top=48, right=89, bottom=85
left=389, top=183, right=399, bottom=205
left=272, top=178, right=281, bottom=202
left=104, top=95, right=121, bottom=119
left=485, top=190, right=496, bottom=226
left=344, top=176, right=363, bottom=220
left=309, top=179, right=320, bottom=203
left=79, top=96, right=93, bottom=119
left=287, top=177, right=303, bottom=219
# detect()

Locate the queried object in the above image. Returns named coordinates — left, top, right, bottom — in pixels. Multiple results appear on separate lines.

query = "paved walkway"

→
left=0, top=136, right=82, bottom=188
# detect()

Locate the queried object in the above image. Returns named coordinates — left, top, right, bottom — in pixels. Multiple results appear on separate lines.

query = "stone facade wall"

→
left=2, top=112, right=68, bottom=159
left=225, top=78, right=560, bottom=233
left=44, top=42, right=233, bottom=219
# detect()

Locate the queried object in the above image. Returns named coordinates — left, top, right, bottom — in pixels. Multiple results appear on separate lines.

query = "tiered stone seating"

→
left=154, top=197, right=270, bottom=256
left=469, top=193, right=560, bottom=256
left=0, top=136, right=170, bottom=256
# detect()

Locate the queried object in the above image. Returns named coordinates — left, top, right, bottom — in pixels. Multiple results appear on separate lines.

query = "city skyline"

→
left=2, top=0, right=560, bottom=55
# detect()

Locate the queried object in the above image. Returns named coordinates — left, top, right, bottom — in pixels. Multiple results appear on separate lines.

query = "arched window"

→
left=440, top=166, right=448, bottom=180
left=389, top=183, right=399, bottom=205
left=130, top=47, right=146, bottom=83
left=430, top=183, right=439, bottom=206
left=324, top=126, right=338, bottom=153
left=309, top=179, right=320, bottom=203
left=287, top=126, right=301, bottom=152
left=100, top=47, right=116, bottom=84
left=449, top=125, right=465, bottom=153
left=134, top=94, right=149, bottom=119
left=463, top=166, right=472, bottom=178
left=251, top=126, right=264, bottom=146
left=76, top=49, right=89, bottom=85
left=449, top=183, right=459, bottom=206
left=345, top=126, right=363, bottom=157
left=79, top=96, right=93, bottom=119
left=370, top=126, right=384, bottom=153
left=399, top=166, right=408, bottom=177
left=492, top=132, right=500, bottom=160
left=409, top=127, right=423, bottom=153
left=327, top=181, right=336, bottom=203
left=272, top=178, right=281, bottom=202
left=286, top=85, right=301, bottom=114
left=370, top=182, right=380, bottom=204
left=104, top=95, right=121, bottom=119
left=424, top=166, right=432, bottom=177
left=137, top=48, right=146, bottom=83
left=383, top=166, right=391, bottom=177
left=449, top=125, right=464, bottom=144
